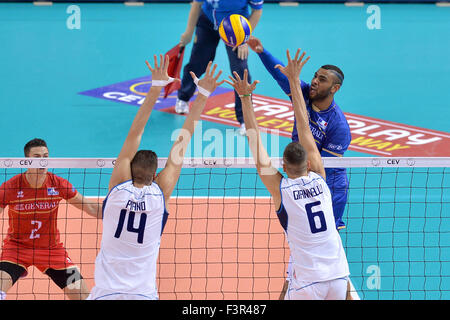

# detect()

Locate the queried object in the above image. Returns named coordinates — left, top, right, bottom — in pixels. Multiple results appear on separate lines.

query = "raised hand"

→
left=274, top=49, right=310, bottom=80
left=247, top=36, right=264, bottom=54
left=232, top=43, right=249, bottom=60
left=189, top=61, right=225, bottom=96
left=225, top=69, right=259, bottom=96
left=145, top=54, right=179, bottom=86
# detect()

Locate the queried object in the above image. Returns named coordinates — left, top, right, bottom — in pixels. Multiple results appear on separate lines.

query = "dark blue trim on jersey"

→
left=153, top=181, right=170, bottom=236
left=277, top=177, right=284, bottom=212
left=276, top=178, right=288, bottom=232
left=276, top=203, right=288, bottom=232
left=102, top=179, right=132, bottom=219
left=161, top=210, right=169, bottom=236
left=280, top=177, right=322, bottom=190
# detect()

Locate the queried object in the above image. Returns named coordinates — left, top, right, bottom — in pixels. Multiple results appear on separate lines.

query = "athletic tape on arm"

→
left=151, top=77, right=175, bottom=87
left=193, top=77, right=212, bottom=97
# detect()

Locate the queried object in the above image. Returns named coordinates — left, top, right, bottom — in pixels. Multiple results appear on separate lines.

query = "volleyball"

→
left=218, top=14, right=252, bottom=47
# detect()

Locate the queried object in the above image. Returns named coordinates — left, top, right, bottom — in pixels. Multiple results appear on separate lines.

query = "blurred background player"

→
left=247, top=36, right=351, bottom=231
left=177, top=0, right=263, bottom=135
left=0, top=138, right=102, bottom=300
left=225, top=49, right=350, bottom=300
left=87, top=56, right=225, bottom=300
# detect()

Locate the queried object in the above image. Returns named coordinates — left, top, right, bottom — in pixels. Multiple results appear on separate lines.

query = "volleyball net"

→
left=0, top=157, right=449, bottom=300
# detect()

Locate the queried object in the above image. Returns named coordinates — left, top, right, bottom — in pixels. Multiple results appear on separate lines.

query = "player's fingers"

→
left=145, top=60, right=154, bottom=72
left=159, top=54, right=164, bottom=69
left=224, top=79, right=235, bottom=87
left=294, top=48, right=301, bottom=62
left=250, top=82, right=258, bottom=92
left=298, top=51, right=306, bottom=64
left=243, top=69, right=248, bottom=83
left=189, top=71, right=198, bottom=81
left=274, top=64, right=283, bottom=71
left=233, top=71, right=242, bottom=82
left=153, top=55, right=158, bottom=69
left=210, top=63, right=218, bottom=77
left=301, top=56, right=311, bottom=67
left=286, top=49, right=292, bottom=63
left=205, top=61, right=213, bottom=76
left=214, top=69, right=223, bottom=81
left=164, top=54, right=170, bottom=71
left=217, top=79, right=226, bottom=86
left=294, top=48, right=302, bottom=62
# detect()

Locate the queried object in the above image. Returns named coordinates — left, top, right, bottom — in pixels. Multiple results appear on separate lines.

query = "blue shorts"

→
left=325, top=168, right=349, bottom=230
left=332, top=187, right=348, bottom=230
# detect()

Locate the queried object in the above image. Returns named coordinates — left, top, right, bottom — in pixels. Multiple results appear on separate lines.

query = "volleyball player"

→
left=87, top=55, right=224, bottom=300
left=247, top=36, right=351, bottom=231
left=225, top=49, right=350, bottom=300
left=0, top=138, right=102, bottom=300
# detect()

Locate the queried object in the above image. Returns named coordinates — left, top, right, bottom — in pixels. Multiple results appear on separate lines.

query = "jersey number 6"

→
left=305, top=201, right=327, bottom=234
left=114, top=209, right=147, bottom=244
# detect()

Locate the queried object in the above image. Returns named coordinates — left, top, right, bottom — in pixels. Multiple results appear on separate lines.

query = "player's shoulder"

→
left=1, top=173, right=24, bottom=187
left=308, top=171, right=328, bottom=184
left=150, top=181, right=164, bottom=193
left=331, top=103, right=349, bottom=123
left=110, top=180, right=133, bottom=192
left=47, top=172, right=70, bottom=185
left=325, top=103, right=350, bottom=133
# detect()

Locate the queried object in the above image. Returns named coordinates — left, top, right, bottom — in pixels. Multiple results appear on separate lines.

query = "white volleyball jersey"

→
left=93, top=180, right=168, bottom=298
left=277, top=171, right=349, bottom=283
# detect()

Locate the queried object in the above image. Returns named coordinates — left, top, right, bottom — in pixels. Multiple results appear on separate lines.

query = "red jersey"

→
left=0, top=172, right=77, bottom=249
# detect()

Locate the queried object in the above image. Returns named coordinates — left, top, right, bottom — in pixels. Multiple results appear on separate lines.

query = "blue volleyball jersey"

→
left=194, top=0, right=264, bottom=29
left=258, top=48, right=351, bottom=229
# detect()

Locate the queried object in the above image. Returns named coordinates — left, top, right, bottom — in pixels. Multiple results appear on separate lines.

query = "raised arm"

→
left=225, top=70, right=283, bottom=209
left=179, top=1, right=203, bottom=47
left=109, top=55, right=175, bottom=191
left=247, top=36, right=291, bottom=95
left=155, top=62, right=225, bottom=206
left=67, top=192, right=102, bottom=218
left=275, top=49, right=326, bottom=179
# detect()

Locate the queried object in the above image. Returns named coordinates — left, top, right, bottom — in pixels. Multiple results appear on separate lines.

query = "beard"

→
left=310, top=86, right=332, bottom=103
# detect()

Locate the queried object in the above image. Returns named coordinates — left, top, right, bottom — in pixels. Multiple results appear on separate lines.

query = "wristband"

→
left=193, top=76, right=212, bottom=97
left=239, top=94, right=252, bottom=98
left=151, top=77, right=175, bottom=87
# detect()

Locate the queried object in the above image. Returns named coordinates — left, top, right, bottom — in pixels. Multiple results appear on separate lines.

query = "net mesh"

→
left=0, top=157, right=449, bottom=300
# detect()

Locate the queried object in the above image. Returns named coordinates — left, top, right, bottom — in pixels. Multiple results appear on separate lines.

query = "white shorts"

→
left=285, top=277, right=348, bottom=300
left=87, top=287, right=158, bottom=300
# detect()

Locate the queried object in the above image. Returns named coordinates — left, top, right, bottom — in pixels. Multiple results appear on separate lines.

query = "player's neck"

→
left=25, top=170, right=47, bottom=188
left=132, top=181, right=151, bottom=189
left=287, top=171, right=308, bottom=180
left=311, top=95, right=334, bottom=111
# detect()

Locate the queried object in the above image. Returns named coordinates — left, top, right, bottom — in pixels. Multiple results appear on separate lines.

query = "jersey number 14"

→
left=114, top=209, right=147, bottom=244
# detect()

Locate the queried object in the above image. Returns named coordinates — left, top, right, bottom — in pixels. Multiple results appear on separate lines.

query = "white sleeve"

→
left=286, top=255, right=292, bottom=281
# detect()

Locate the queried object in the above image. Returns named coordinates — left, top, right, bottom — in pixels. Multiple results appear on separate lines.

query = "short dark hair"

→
left=283, top=142, right=307, bottom=176
left=321, top=64, right=344, bottom=85
left=130, top=150, right=158, bottom=185
left=24, top=138, right=48, bottom=156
